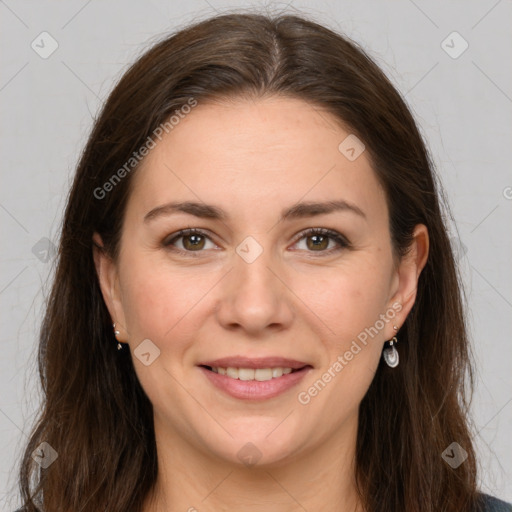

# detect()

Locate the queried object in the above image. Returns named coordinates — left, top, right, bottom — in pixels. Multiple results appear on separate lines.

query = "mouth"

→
left=197, top=357, right=313, bottom=400
left=199, top=365, right=308, bottom=381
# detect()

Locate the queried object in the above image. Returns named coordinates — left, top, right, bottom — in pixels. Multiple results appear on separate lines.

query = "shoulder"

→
left=477, top=493, right=512, bottom=511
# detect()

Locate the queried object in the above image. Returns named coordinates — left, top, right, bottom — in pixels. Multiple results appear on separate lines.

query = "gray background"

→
left=1, top=0, right=511, bottom=509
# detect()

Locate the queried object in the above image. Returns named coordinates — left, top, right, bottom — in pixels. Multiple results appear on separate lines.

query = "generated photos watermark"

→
left=93, top=97, right=198, bottom=200
left=297, top=302, right=403, bottom=405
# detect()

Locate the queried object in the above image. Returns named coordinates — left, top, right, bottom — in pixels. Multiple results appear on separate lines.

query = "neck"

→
left=143, top=414, right=363, bottom=512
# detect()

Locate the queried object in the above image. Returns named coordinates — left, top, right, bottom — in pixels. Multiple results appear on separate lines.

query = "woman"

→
left=15, top=11, right=511, bottom=512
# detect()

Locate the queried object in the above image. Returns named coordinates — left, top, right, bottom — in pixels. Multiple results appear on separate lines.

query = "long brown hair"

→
left=17, top=11, right=479, bottom=511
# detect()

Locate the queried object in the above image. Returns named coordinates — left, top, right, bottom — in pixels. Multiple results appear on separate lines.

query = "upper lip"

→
left=198, top=356, right=311, bottom=370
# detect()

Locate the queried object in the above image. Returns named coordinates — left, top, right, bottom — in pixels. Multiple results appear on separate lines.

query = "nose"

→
left=215, top=238, right=294, bottom=336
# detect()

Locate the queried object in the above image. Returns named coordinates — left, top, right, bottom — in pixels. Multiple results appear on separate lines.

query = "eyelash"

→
left=162, top=227, right=350, bottom=258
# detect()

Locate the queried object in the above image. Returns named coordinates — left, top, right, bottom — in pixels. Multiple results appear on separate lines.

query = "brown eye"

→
left=306, top=234, right=330, bottom=251
left=293, top=228, right=350, bottom=255
left=182, top=233, right=206, bottom=251
left=163, top=228, right=216, bottom=254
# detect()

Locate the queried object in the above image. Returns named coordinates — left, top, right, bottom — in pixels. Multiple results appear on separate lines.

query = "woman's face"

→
left=95, top=96, right=427, bottom=467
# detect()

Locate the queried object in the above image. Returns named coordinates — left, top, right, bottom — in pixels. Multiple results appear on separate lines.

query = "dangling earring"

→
left=113, top=322, right=122, bottom=350
left=382, top=325, right=399, bottom=368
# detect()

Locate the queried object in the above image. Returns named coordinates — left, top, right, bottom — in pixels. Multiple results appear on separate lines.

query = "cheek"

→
left=118, top=253, right=215, bottom=342
left=291, top=255, right=392, bottom=404
left=295, top=269, right=388, bottom=426
left=294, top=258, right=392, bottom=343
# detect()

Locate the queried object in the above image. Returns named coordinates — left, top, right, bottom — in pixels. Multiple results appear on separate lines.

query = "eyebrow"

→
left=143, top=199, right=366, bottom=223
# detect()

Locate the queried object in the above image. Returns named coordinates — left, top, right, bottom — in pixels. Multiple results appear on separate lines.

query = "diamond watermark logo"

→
left=442, top=442, right=468, bottom=468
left=31, top=31, right=59, bottom=59
left=441, top=31, right=469, bottom=59
left=338, top=134, right=365, bottom=161
left=32, top=237, right=57, bottom=263
left=237, top=442, right=262, bottom=467
left=134, top=339, right=161, bottom=366
left=31, top=442, right=58, bottom=469
left=236, top=236, right=263, bottom=264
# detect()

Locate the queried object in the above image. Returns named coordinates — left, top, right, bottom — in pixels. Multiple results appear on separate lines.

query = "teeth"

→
left=226, top=367, right=238, bottom=379
left=272, top=368, right=283, bottom=378
left=255, top=368, right=273, bottom=381
left=211, top=366, right=296, bottom=381
left=238, top=368, right=255, bottom=381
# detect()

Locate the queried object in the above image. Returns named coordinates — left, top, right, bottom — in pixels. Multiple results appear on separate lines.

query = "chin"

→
left=197, top=421, right=306, bottom=468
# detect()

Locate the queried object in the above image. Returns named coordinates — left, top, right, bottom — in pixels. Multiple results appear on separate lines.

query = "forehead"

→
left=126, top=96, right=387, bottom=224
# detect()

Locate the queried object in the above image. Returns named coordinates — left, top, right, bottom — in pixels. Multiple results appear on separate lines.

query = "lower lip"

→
left=199, top=366, right=312, bottom=401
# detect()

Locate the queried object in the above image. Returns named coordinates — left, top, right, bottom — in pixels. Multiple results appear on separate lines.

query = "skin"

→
left=93, top=96, right=429, bottom=512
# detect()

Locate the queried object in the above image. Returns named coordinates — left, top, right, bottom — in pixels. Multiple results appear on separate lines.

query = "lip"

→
left=198, top=356, right=310, bottom=370
left=197, top=356, right=313, bottom=401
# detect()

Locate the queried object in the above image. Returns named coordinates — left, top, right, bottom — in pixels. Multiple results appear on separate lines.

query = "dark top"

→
left=13, top=493, right=512, bottom=511
left=476, top=494, right=512, bottom=511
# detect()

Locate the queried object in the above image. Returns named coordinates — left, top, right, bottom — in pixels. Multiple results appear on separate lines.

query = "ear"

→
left=92, top=232, right=128, bottom=341
left=386, top=224, right=429, bottom=336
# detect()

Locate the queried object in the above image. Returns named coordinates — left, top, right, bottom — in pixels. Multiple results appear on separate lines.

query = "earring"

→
left=382, top=325, right=399, bottom=368
left=113, top=322, right=123, bottom=350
